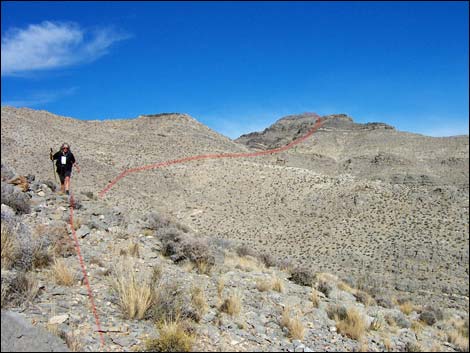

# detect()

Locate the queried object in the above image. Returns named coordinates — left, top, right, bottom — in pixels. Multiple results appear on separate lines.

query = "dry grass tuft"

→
left=145, top=319, right=194, bottom=352
left=272, top=276, right=284, bottom=293
left=338, top=281, right=355, bottom=293
left=51, top=258, right=75, bottom=286
left=310, top=288, right=320, bottom=308
left=399, top=301, right=415, bottom=315
left=335, top=307, right=367, bottom=341
left=411, top=319, right=425, bottom=334
left=1, top=222, right=16, bottom=269
left=220, top=292, right=241, bottom=316
left=111, top=260, right=155, bottom=319
left=225, top=253, right=264, bottom=272
left=217, top=277, right=225, bottom=300
left=195, top=259, right=212, bottom=275
left=127, top=241, right=140, bottom=258
left=191, top=285, right=207, bottom=317
left=256, top=278, right=273, bottom=292
left=447, top=318, right=469, bottom=352
left=280, top=306, right=305, bottom=340
left=382, top=333, right=392, bottom=351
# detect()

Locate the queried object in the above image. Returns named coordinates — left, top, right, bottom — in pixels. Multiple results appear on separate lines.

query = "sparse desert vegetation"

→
left=1, top=108, right=468, bottom=351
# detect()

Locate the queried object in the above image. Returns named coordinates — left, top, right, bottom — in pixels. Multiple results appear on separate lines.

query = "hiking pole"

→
left=50, top=148, right=57, bottom=183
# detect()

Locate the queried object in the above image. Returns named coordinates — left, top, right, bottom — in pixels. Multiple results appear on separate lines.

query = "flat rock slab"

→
left=1, top=310, right=70, bottom=352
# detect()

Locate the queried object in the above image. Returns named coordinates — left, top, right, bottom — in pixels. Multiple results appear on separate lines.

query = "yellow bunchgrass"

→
left=145, top=319, right=194, bottom=352
left=310, top=288, right=320, bottom=308
left=220, top=292, right=242, bottom=316
left=1, top=223, right=16, bottom=269
left=256, top=278, right=273, bottom=292
left=272, top=276, right=284, bottom=293
left=191, top=285, right=208, bottom=316
left=51, top=258, right=75, bottom=286
left=280, top=306, right=305, bottom=340
left=111, top=260, right=155, bottom=319
left=399, top=301, right=415, bottom=315
left=335, top=307, right=367, bottom=341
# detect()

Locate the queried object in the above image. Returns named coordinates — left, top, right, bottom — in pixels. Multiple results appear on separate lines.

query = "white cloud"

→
left=1, top=21, right=130, bottom=76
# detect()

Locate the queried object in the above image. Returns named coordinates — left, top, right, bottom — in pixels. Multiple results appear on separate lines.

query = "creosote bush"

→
left=289, top=266, right=315, bottom=287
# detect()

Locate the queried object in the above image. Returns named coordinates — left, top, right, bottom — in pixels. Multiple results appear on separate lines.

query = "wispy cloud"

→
left=1, top=21, right=130, bottom=76
left=2, top=87, right=78, bottom=107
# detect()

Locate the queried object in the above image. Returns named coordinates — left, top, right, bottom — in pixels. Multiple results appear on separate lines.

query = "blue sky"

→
left=1, top=1, right=468, bottom=138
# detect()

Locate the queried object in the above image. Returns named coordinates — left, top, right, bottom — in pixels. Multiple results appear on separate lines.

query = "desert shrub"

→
left=35, top=223, right=75, bottom=260
left=374, top=295, right=393, bottom=309
left=327, top=304, right=348, bottom=321
left=354, top=290, right=375, bottom=306
left=257, top=251, right=276, bottom=268
left=236, top=244, right=257, bottom=258
left=32, top=239, right=53, bottom=269
left=1, top=182, right=31, bottom=214
left=1, top=215, right=33, bottom=270
left=1, top=270, right=39, bottom=308
left=384, top=311, right=411, bottom=329
left=159, top=228, right=216, bottom=273
left=419, top=310, right=437, bottom=326
left=405, top=342, right=425, bottom=352
left=317, top=280, right=333, bottom=297
left=289, top=266, right=315, bottom=287
left=277, top=258, right=294, bottom=272
left=151, top=280, right=186, bottom=323
left=145, top=319, right=194, bottom=352
left=146, top=212, right=189, bottom=232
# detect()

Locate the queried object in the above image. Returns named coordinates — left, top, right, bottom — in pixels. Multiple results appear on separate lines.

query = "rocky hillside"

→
left=1, top=106, right=469, bottom=351
left=1, top=164, right=468, bottom=352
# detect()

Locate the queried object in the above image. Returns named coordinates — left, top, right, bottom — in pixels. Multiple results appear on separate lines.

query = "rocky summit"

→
left=1, top=106, right=468, bottom=352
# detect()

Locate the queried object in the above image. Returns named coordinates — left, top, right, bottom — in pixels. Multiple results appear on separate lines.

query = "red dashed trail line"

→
left=98, top=117, right=325, bottom=197
left=68, top=194, right=105, bottom=348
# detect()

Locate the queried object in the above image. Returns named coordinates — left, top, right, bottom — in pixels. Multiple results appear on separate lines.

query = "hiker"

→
left=50, top=143, right=80, bottom=195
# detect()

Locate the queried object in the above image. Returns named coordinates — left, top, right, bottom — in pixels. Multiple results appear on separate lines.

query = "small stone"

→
left=329, top=326, right=337, bottom=332
left=48, top=314, right=69, bottom=325
left=77, top=225, right=91, bottom=238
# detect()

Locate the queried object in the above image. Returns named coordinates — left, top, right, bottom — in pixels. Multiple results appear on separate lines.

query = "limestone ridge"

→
left=235, top=113, right=395, bottom=150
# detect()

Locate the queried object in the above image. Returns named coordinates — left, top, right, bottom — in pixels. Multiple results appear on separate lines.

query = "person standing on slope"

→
left=50, top=143, right=80, bottom=195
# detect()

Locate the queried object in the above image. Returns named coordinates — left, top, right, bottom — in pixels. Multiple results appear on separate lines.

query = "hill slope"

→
left=1, top=107, right=469, bottom=313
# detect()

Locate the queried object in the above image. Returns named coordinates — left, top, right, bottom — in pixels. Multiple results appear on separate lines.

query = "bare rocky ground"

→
left=1, top=106, right=469, bottom=351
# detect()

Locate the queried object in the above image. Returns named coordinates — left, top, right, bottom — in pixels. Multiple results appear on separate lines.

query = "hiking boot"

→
left=66, top=190, right=69, bottom=195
